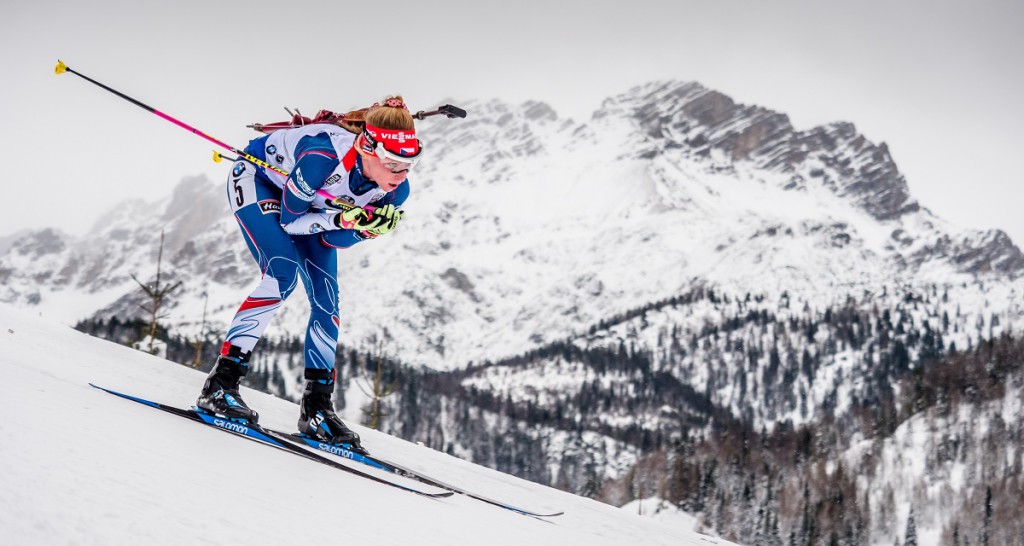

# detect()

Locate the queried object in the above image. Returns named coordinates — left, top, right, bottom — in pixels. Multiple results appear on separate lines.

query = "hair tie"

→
left=373, top=99, right=408, bottom=111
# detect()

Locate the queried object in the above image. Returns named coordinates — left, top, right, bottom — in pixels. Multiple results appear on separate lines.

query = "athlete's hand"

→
left=365, top=205, right=403, bottom=237
left=334, top=206, right=382, bottom=231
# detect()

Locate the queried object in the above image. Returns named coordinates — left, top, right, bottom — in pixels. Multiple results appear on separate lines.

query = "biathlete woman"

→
left=196, top=97, right=422, bottom=454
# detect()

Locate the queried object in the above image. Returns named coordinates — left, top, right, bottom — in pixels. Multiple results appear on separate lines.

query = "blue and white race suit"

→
left=222, top=124, right=409, bottom=373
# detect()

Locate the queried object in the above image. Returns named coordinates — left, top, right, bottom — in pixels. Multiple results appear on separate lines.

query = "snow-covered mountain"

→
left=2, top=80, right=1021, bottom=371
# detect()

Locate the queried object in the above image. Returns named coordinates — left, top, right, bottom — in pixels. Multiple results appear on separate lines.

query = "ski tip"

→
left=510, top=506, right=564, bottom=518
left=55, top=60, right=67, bottom=75
left=510, top=508, right=564, bottom=518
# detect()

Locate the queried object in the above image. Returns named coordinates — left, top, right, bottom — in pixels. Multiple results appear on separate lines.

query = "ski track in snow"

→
left=0, top=304, right=737, bottom=546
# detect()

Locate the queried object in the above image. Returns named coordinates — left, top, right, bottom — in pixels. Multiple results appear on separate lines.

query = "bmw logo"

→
left=233, top=163, right=246, bottom=176
left=267, top=145, right=277, bottom=155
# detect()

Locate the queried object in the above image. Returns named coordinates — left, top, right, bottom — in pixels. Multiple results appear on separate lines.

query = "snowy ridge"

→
left=3, top=82, right=1023, bottom=372
left=0, top=303, right=733, bottom=545
left=607, top=81, right=920, bottom=221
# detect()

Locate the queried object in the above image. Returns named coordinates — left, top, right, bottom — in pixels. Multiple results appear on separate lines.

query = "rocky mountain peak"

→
left=10, top=228, right=69, bottom=259
left=603, top=80, right=920, bottom=222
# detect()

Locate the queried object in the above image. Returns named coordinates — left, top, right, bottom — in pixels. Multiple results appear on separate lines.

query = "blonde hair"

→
left=365, top=95, right=415, bottom=131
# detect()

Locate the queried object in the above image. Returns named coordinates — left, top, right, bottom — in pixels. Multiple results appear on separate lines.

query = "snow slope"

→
left=0, top=304, right=735, bottom=546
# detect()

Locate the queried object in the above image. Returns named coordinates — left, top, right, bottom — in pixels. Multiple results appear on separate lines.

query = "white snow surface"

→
left=620, top=496, right=702, bottom=530
left=0, top=304, right=737, bottom=546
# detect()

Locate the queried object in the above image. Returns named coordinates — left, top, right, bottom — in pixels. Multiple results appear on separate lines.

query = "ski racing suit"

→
left=223, top=123, right=409, bottom=374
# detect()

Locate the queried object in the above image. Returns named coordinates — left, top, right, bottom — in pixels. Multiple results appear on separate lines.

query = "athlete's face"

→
left=362, top=153, right=408, bottom=192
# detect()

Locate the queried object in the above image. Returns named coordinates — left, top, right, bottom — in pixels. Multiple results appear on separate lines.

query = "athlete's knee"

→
left=264, top=260, right=300, bottom=299
left=304, top=268, right=340, bottom=315
left=275, top=273, right=299, bottom=299
left=308, top=285, right=340, bottom=316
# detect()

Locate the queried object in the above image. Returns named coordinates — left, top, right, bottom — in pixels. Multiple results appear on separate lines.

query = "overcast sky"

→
left=2, top=0, right=1023, bottom=245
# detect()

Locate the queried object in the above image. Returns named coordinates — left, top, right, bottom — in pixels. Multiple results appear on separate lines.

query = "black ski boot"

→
left=196, top=346, right=259, bottom=423
left=297, top=369, right=368, bottom=455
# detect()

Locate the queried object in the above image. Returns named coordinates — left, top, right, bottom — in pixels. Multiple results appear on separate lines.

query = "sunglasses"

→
left=373, top=141, right=422, bottom=173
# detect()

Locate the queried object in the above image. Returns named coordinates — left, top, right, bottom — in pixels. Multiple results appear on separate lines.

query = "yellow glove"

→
left=333, top=205, right=383, bottom=231
left=365, top=205, right=403, bottom=237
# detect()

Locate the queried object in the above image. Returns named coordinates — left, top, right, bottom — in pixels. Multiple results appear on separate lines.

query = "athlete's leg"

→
left=197, top=161, right=301, bottom=422
left=222, top=161, right=302, bottom=354
left=294, top=235, right=341, bottom=372
left=291, top=237, right=363, bottom=451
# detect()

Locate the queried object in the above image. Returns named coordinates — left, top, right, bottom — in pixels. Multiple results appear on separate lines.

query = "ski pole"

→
left=55, top=60, right=290, bottom=179
left=55, top=60, right=363, bottom=212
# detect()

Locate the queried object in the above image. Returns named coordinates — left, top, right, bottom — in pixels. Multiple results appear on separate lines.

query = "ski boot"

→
left=196, top=345, right=259, bottom=423
left=297, top=369, right=368, bottom=455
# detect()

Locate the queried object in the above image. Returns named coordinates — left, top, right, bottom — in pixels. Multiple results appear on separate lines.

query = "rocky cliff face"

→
left=611, top=81, right=921, bottom=221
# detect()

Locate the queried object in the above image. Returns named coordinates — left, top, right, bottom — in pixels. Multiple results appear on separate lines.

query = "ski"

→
left=269, top=428, right=564, bottom=518
left=88, top=384, right=453, bottom=499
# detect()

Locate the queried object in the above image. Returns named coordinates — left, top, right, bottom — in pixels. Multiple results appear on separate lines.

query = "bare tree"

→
left=190, top=290, right=210, bottom=369
left=131, top=231, right=182, bottom=355
left=356, top=342, right=398, bottom=430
